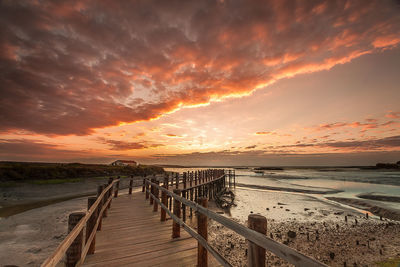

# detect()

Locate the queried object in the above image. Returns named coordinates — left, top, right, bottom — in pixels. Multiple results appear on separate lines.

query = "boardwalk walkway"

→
left=83, top=191, right=219, bottom=266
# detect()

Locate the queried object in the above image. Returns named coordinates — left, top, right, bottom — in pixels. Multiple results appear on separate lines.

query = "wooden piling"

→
left=129, top=176, right=133, bottom=194
left=153, top=181, right=159, bottom=212
left=66, top=212, right=85, bottom=267
left=142, top=177, right=145, bottom=192
left=86, top=197, right=97, bottom=255
left=145, top=179, right=149, bottom=199
left=161, top=184, right=167, bottom=221
left=198, top=197, right=208, bottom=267
left=107, top=178, right=113, bottom=208
left=114, top=177, right=120, bottom=198
left=102, top=184, right=108, bottom=218
left=150, top=178, right=155, bottom=205
left=176, top=173, right=179, bottom=189
left=172, top=189, right=181, bottom=238
left=97, top=185, right=104, bottom=231
left=182, top=190, right=186, bottom=222
left=247, top=214, right=267, bottom=267
left=183, top=172, right=187, bottom=189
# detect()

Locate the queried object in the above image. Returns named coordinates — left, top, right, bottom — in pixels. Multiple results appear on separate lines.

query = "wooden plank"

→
left=82, top=193, right=219, bottom=267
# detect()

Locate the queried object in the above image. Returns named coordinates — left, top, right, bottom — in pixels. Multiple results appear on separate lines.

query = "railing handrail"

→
left=145, top=177, right=327, bottom=267
left=41, top=179, right=120, bottom=267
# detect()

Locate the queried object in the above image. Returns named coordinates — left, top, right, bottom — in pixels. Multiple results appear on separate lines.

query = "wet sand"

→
left=0, top=177, right=143, bottom=217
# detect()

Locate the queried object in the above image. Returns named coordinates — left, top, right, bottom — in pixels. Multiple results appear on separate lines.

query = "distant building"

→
left=111, top=160, right=138, bottom=167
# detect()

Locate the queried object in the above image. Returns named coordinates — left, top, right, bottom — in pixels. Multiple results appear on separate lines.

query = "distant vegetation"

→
left=0, top=162, right=164, bottom=182
left=374, top=161, right=400, bottom=169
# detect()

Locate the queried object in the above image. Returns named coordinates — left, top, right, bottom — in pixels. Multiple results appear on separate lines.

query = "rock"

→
left=266, top=208, right=269, bottom=211
left=287, top=230, right=296, bottom=238
left=304, top=208, right=310, bottom=211
left=277, top=202, right=286, bottom=205
left=283, top=239, right=289, bottom=245
left=329, top=252, right=335, bottom=260
left=285, top=209, right=290, bottom=211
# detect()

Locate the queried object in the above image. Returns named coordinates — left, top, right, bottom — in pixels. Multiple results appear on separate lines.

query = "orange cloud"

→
left=1, top=0, right=399, bottom=136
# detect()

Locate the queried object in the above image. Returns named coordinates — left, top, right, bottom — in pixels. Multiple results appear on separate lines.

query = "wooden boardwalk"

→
left=83, top=191, right=219, bottom=266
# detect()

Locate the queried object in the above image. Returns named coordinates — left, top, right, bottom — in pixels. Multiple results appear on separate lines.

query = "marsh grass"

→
left=377, top=258, right=400, bottom=267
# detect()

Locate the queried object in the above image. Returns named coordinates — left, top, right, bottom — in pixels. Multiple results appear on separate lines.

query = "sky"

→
left=1, top=0, right=400, bottom=166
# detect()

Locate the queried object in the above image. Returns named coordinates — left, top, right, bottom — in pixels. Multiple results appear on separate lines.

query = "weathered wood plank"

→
left=82, top=192, right=219, bottom=267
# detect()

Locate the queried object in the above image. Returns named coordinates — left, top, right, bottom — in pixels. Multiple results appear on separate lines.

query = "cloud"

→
left=307, top=117, right=400, bottom=133
left=0, top=139, right=88, bottom=160
left=98, top=138, right=164, bottom=150
left=1, top=0, right=399, bottom=135
left=164, top=134, right=182, bottom=138
left=386, top=111, right=400, bottom=119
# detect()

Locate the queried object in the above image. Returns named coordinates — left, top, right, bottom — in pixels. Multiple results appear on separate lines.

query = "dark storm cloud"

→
left=1, top=0, right=399, bottom=135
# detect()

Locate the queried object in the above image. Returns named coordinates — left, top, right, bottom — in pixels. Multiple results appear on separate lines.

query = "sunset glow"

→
left=1, top=0, right=400, bottom=166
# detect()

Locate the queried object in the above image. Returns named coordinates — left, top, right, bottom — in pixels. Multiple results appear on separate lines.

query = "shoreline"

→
left=235, top=182, right=342, bottom=194
left=326, top=197, right=400, bottom=221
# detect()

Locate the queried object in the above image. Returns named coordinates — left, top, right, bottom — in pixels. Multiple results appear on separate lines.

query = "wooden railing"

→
left=41, top=177, right=128, bottom=267
left=145, top=170, right=327, bottom=267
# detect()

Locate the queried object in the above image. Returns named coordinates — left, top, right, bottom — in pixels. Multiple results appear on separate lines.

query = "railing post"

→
left=145, top=179, right=149, bottom=199
left=182, top=190, right=186, bottom=222
left=172, top=189, right=181, bottom=238
left=153, top=180, right=159, bottom=212
left=142, top=176, right=145, bottom=192
left=183, top=172, right=187, bottom=189
left=107, top=178, right=113, bottom=209
left=190, top=188, right=193, bottom=217
left=114, top=176, right=120, bottom=198
left=161, top=182, right=167, bottom=221
left=198, top=197, right=208, bottom=267
left=234, top=170, right=236, bottom=187
left=129, top=175, right=133, bottom=194
left=247, top=214, right=267, bottom=267
left=66, top=212, right=85, bottom=267
left=195, top=171, right=198, bottom=186
left=97, top=185, right=104, bottom=230
left=86, top=197, right=97, bottom=255
left=150, top=178, right=155, bottom=205
left=175, top=173, right=179, bottom=189
left=102, top=184, right=109, bottom=218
